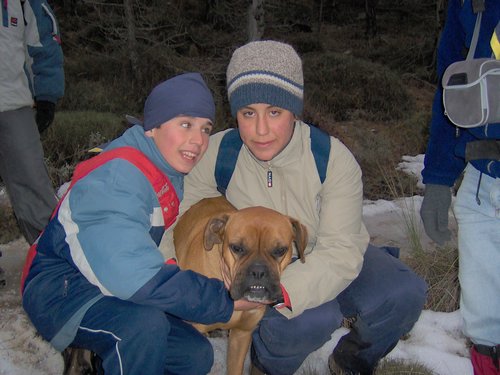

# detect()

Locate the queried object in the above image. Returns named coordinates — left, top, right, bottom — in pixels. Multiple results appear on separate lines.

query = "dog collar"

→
left=272, top=285, right=292, bottom=311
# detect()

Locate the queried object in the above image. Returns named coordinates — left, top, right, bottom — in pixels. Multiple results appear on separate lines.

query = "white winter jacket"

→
left=0, top=0, right=64, bottom=112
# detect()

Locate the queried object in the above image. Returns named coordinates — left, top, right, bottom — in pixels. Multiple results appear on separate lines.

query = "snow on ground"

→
left=0, top=155, right=470, bottom=374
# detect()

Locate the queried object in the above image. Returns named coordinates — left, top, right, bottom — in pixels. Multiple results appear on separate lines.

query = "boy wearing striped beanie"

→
left=226, top=40, right=304, bottom=118
left=179, top=40, right=427, bottom=375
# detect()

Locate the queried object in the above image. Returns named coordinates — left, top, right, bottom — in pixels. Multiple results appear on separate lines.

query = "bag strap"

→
left=215, top=125, right=331, bottom=195
left=467, top=11, right=483, bottom=60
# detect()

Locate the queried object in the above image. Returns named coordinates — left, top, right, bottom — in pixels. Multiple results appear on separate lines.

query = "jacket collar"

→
left=105, top=125, right=185, bottom=199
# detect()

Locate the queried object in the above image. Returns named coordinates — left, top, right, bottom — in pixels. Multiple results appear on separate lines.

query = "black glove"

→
left=35, top=100, right=56, bottom=133
left=420, top=184, right=452, bottom=245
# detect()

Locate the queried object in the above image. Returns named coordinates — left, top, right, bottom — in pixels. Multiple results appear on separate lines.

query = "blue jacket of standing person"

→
left=422, top=0, right=500, bottom=186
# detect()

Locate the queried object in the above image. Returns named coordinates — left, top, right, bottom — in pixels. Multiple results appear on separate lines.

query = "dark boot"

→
left=329, top=330, right=375, bottom=375
left=63, top=348, right=103, bottom=375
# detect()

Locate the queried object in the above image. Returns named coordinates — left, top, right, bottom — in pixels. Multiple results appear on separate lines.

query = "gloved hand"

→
left=35, top=100, right=56, bottom=133
left=420, top=184, right=452, bottom=245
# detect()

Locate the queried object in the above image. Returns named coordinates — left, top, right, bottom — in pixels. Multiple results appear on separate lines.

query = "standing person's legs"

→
left=71, top=297, right=214, bottom=375
left=332, top=245, right=427, bottom=373
left=454, top=165, right=500, bottom=372
left=251, top=245, right=426, bottom=375
left=0, top=107, right=57, bottom=244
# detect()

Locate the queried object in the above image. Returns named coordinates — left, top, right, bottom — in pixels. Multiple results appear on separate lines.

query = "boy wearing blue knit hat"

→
left=175, top=41, right=428, bottom=375
left=21, top=72, right=259, bottom=375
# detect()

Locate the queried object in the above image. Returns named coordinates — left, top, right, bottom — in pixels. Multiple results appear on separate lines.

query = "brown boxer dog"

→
left=173, top=196, right=307, bottom=375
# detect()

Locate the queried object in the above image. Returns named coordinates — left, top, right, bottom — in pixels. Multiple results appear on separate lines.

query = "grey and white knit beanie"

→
left=226, top=40, right=304, bottom=117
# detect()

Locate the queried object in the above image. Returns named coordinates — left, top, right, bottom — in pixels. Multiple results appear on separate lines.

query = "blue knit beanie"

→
left=127, top=72, right=216, bottom=130
left=226, top=40, right=304, bottom=117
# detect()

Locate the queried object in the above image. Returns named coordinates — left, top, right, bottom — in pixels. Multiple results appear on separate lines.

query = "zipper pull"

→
left=267, top=166, right=273, bottom=188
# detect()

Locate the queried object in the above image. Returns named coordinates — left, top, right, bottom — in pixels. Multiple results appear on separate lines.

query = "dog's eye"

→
left=272, top=247, right=288, bottom=258
left=230, top=244, right=246, bottom=255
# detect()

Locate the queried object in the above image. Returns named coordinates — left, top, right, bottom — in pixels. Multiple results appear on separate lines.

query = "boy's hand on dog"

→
left=234, top=299, right=266, bottom=311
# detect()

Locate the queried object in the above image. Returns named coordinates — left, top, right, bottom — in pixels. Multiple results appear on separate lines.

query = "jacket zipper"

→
left=267, top=163, right=273, bottom=188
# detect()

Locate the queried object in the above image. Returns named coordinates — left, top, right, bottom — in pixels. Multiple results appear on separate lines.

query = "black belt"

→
left=465, top=140, right=500, bottom=161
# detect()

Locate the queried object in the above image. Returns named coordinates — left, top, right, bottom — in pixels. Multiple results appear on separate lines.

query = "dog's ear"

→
left=204, top=214, right=229, bottom=250
left=290, top=218, right=308, bottom=263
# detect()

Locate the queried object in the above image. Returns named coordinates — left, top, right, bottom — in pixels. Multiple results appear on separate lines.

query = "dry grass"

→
left=304, top=52, right=412, bottom=123
left=381, top=167, right=425, bottom=253
left=380, top=166, right=460, bottom=313
left=406, top=246, right=460, bottom=313
left=298, top=356, right=436, bottom=375
left=375, top=358, right=436, bottom=375
left=42, top=111, right=127, bottom=187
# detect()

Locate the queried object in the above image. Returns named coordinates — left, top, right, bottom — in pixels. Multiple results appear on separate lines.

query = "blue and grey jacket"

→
left=0, top=0, right=64, bottom=111
left=422, top=0, right=500, bottom=185
left=22, top=125, right=233, bottom=351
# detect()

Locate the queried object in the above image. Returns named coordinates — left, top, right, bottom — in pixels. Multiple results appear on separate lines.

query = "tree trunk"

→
left=123, top=0, right=141, bottom=85
left=429, top=0, right=448, bottom=81
left=247, top=0, right=265, bottom=42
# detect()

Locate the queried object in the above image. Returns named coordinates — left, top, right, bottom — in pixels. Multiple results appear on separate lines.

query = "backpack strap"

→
left=215, top=129, right=243, bottom=195
left=215, top=124, right=331, bottom=194
left=21, top=146, right=178, bottom=294
left=69, top=146, right=179, bottom=227
left=308, top=124, right=331, bottom=184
